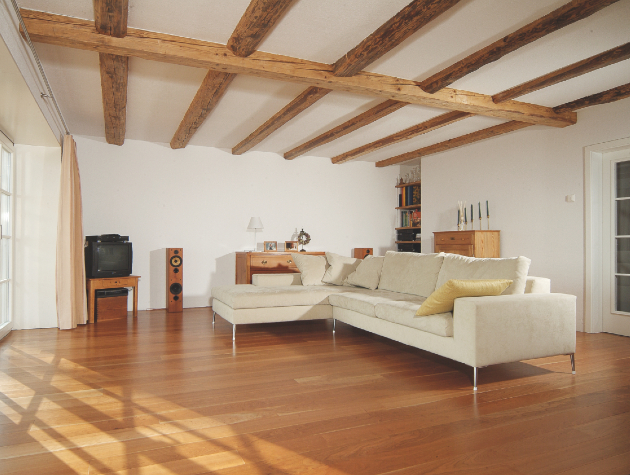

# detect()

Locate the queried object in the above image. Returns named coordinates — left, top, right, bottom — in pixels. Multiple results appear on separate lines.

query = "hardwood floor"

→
left=1, top=308, right=629, bottom=474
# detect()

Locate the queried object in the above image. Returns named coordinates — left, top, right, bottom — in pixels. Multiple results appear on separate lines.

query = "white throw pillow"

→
left=291, top=253, right=328, bottom=286
left=344, top=255, right=385, bottom=290
left=322, top=252, right=361, bottom=286
left=435, top=254, right=531, bottom=295
left=378, top=251, right=444, bottom=297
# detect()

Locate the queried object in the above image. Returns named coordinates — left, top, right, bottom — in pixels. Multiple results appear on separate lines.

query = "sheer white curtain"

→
left=56, top=135, right=87, bottom=329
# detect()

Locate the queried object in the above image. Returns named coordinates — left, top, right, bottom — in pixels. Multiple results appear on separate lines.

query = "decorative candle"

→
left=486, top=200, right=489, bottom=217
left=471, top=205, right=473, bottom=223
left=457, top=209, right=460, bottom=225
left=478, top=202, right=481, bottom=219
left=464, top=207, right=467, bottom=224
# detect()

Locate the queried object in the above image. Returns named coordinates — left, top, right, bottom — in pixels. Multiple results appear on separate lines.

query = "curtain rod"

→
left=9, top=0, right=70, bottom=135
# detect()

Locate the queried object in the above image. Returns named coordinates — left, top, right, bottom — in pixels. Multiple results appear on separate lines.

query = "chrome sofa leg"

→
left=473, top=367, right=478, bottom=391
left=333, top=318, right=336, bottom=333
left=232, top=324, right=236, bottom=341
left=212, top=311, right=215, bottom=325
left=570, top=353, right=576, bottom=374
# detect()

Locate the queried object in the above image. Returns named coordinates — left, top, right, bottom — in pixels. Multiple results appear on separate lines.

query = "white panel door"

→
left=602, top=147, right=630, bottom=336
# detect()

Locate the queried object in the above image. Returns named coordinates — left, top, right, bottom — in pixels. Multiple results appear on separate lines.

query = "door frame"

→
left=584, top=136, right=630, bottom=333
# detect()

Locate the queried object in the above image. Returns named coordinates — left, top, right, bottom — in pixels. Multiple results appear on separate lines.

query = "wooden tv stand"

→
left=86, top=275, right=140, bottom=323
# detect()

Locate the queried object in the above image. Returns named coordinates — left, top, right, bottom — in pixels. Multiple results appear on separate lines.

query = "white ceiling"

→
left=13, top=0, right=630, bottom=163
left=0, top=35, right=58, bottom=147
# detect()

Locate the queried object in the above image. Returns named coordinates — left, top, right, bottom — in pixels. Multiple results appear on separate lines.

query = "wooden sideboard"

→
left=433, top=231, right=500, bottom=258
left=235, top=251, right=326, bottom=284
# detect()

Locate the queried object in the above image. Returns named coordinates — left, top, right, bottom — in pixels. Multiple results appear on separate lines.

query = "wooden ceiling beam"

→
left=375, top=121, right=532, bottom=167
left=243, top=0, right=459, bottom=156
left=227, top=0, right=296, bottom=57
left=419, top=0, right=621, bottom=94
left=332, top=110, right=471, bottom=164
left=553, top=82, right=630, bottom=113
left=333, top=0, right=461, bottom=77
left=493, top=42, right=630, bottom=103
left=94, top=0, right=128, bottom=37
left=232, top=86, right=331, bottom=155
left=174, top=0, right=294, bottom=148
left=376, top=80, right=630, bottom=167
left=170, top=71, right=236, bottom=149
left=20, top=10, right=576, bottom=128
left=94, top=0, right=129, bottom=146
left=284, top=99, right=407, bottom=159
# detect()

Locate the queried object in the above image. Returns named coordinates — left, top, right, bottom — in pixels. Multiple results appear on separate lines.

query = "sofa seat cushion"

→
left=328, top=290, right=425, bottom=317
left=212, top=284, right=361, bottom=309
left=436, top=254, right=531, bottom=295
left=375, top=301, right=453, bottom=337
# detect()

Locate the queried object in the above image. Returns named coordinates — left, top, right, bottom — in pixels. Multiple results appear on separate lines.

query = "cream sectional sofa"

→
left=211, top=251, right=576, bottom=390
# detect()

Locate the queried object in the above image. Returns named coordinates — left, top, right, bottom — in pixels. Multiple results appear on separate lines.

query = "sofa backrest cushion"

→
left=378, top=251, right=444, bottom=297
left=343, top=255, right=385, bottom=290
left=435, top=254, right=531, bottom=295
left=291, top=253, right=328, bottom=286
left=322, top=252, right=361, bottom=286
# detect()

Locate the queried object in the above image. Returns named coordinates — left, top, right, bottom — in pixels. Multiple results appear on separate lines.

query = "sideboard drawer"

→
left=250, top=255, right=297, bottom=271
left=434, top=244, right=474, bottom=256
left=435, top=232, right=474, bottom=245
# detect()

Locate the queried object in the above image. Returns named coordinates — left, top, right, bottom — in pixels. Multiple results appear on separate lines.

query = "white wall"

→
left=76, top=137, right=399, bottom=310
left=421, top=100, right=630, bottom=332
left=13, top=144, right=61, bottom=329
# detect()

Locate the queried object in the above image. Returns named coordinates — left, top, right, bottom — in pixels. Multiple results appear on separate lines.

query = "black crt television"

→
left=85, top=238, right=133, bottom=278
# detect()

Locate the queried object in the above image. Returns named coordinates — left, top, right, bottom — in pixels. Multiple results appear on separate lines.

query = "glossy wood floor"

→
left=1, top=308, right=629, bottom=475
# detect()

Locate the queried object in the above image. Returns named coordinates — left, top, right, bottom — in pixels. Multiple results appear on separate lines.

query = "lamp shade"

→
left=247, top=217, right=263, bottom=230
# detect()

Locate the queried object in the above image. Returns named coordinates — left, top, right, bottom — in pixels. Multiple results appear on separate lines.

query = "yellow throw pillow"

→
left=416, top=279, right=513, bottom=316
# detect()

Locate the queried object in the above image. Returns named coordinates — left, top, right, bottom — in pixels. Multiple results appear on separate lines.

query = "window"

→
left=0, top=142, right=12, bottom=338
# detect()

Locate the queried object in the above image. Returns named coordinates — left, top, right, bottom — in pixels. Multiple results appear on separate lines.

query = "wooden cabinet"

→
left=86, top=275, right=140, bottom=323
left=396, top=180, right=421, bottom=253
left=433, top=230, right=500, bottom=258
left=235, top=251, right=326, bottom=284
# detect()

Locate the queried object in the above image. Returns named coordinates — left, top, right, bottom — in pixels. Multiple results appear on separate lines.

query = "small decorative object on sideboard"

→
left=247, top=217, right=263, bottom=251
left=297, top=229, right=311, bottom=252
left=264, top=241, right=277, bottom=252
left=285, top=241, right=298, bottom=251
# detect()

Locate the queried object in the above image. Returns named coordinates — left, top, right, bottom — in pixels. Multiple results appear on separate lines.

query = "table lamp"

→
left=247, top=217, right=263, bottom=251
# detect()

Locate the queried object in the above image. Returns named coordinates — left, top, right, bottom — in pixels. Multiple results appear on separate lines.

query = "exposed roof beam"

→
left=553, top=82, right=630, bottom=113
left=232, top=86, right=331, bottom=155
left=376, top=80, right=630, bottom=167
left=173, top=0, right=294, bottom=148
left=20, top=10, right=576, bottom=128
left=284, top=100, right=407, bottom=160
left=94, top=0, right=129, bottom=146
left=99, top=53, right=128, bottom=146
left=331, top=110, right=471, bottom=164
left=170, top=71, right=236, bottom=149
left=375, top=121, right=532, bottom=167
left=332, top=41, right=630, bottom=164
left=333, top=0, right=461, bottom=77
left=94, top=0, right=128, bottom=37
left=419, top=0, right=621, bottom=94
left=239, top=0, right=460, bottom=156
left=227, top=0, right=296, bottom=57
left=493, top=42, right=630, bottom=103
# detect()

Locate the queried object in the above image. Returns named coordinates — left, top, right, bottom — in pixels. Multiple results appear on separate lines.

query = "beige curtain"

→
left=56, top=135, right=87, bottom=330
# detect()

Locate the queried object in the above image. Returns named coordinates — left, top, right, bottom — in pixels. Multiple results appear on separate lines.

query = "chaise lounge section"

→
left=211, top=251, right=576, bottom=389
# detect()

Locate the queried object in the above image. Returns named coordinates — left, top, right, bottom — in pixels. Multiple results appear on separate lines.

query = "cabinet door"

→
left=435, top=244, right=474, bottom=257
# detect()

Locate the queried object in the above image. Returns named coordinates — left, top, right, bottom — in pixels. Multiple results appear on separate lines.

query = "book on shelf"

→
left=411, top=210, right=421, bottom=227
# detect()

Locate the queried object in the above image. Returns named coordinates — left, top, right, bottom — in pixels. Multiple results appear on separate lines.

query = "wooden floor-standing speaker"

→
left=167, top=248, right=183, bottom=312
